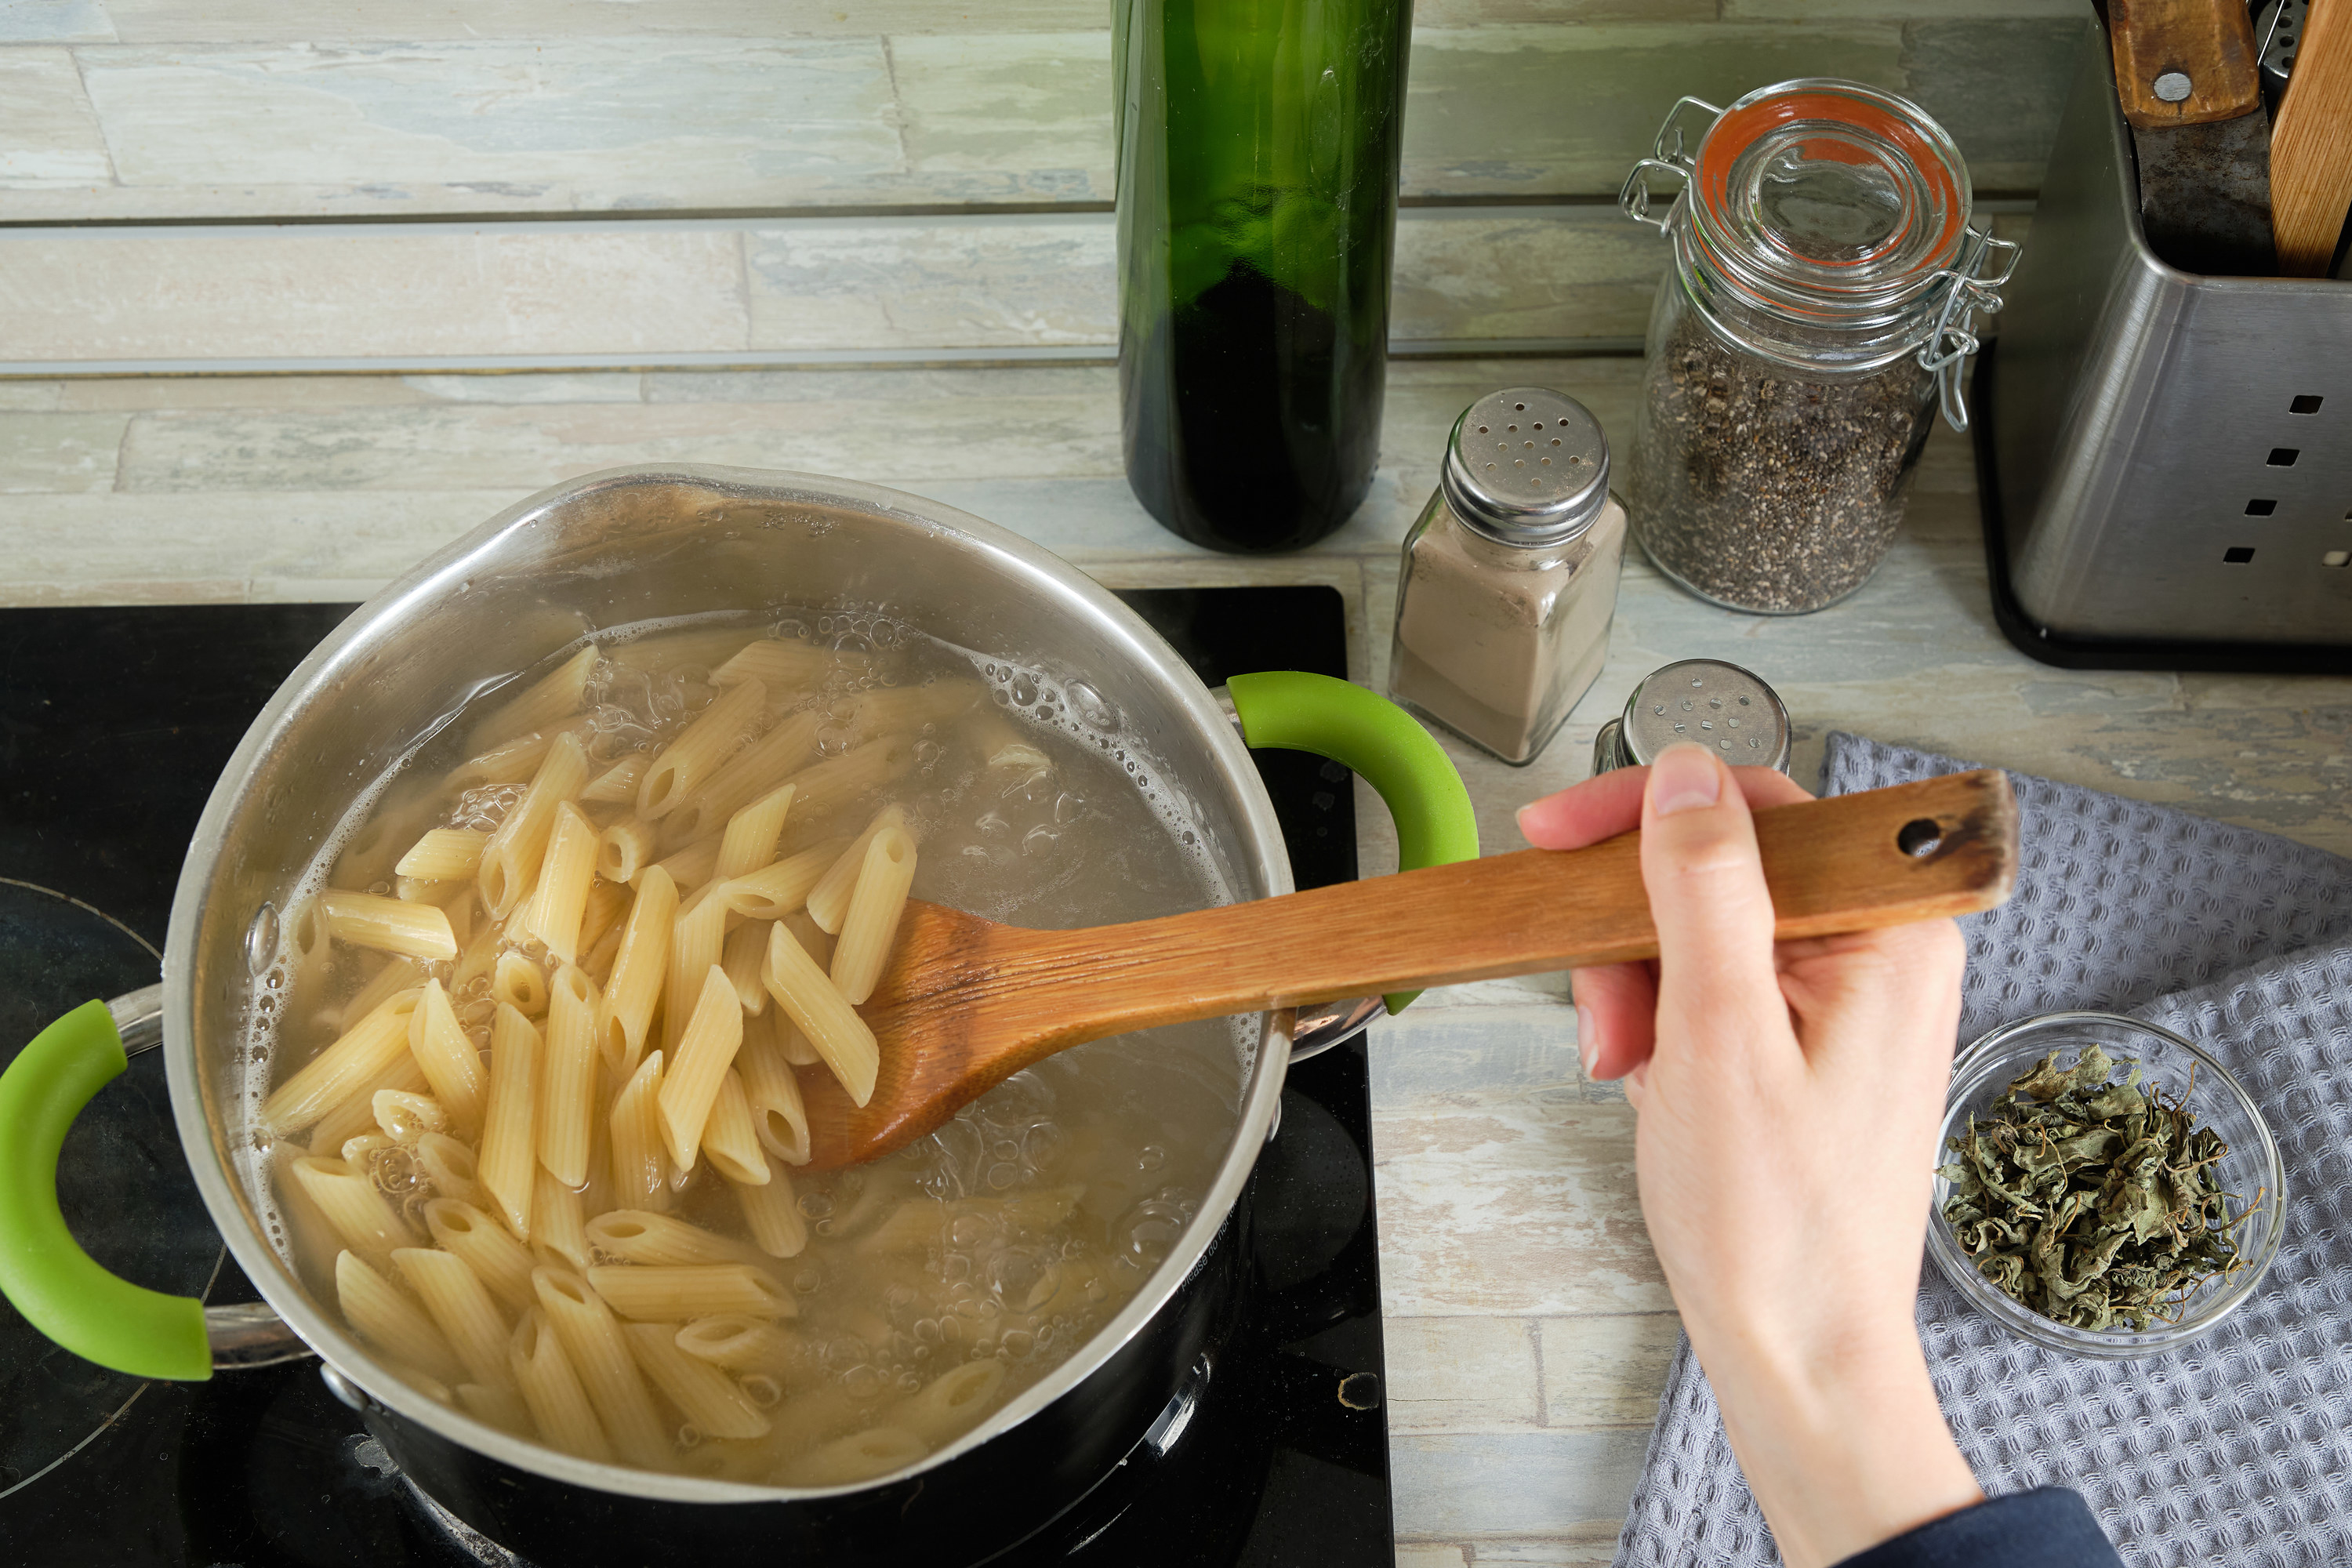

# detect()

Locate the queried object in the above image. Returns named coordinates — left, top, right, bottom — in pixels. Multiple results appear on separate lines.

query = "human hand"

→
left=1519, top=745, right=1981, bottom=1568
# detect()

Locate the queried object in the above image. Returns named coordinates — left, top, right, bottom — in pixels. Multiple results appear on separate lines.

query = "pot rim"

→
left=162, top=462, right=1297, bottom=1503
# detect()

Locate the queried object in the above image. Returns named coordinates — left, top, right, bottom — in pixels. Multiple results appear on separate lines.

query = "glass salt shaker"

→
left=1387, top=387, right=1627, bottom=766
left=1592, top=659, right=1791, bottom=775
left=1617, top=79, right=2020, bottom=615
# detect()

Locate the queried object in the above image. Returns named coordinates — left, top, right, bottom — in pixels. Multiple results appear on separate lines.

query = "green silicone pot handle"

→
left=0, top=1000, right=212, bottom=1381
left=1225, top=670, right=1479, bottom=1014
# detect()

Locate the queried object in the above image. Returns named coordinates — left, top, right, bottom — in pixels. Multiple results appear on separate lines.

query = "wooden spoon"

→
left=794, top=768, right=2019, bottom=1171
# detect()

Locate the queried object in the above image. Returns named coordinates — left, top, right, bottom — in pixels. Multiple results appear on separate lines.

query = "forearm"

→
left=1692, top=1319, right=1984, bottom=1568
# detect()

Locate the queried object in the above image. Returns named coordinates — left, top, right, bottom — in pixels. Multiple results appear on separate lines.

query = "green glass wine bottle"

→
left=1114, top=0, right=1410, bottom=554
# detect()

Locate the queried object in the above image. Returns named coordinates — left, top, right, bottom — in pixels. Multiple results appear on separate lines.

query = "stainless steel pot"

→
left=0, top=466, right=1475, bottom=1563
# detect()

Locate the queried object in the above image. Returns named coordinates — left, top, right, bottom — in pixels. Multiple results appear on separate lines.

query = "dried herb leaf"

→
left=1940, top=1047, right=2256, bottom=1333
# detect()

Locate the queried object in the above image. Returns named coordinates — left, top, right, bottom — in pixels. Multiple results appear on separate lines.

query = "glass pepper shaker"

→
left=1617, top=79, right=2019, bottom=615
left=1592, top=659, right=1792, bottom=775
left=1387, top=387, right=1627, bottom=766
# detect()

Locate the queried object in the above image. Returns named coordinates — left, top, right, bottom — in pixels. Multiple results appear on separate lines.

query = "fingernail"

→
left=1648, top=742, right=1722, bottom=816
left=1575, top=1003, right=1599, bottom=1077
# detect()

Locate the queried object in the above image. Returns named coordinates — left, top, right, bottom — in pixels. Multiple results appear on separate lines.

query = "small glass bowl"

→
left=1927, top=1011, right=2285, bottom=1359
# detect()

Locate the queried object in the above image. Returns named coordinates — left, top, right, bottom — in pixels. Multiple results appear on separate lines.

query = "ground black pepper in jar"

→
left=1618, top=81, right=2017, bottom=615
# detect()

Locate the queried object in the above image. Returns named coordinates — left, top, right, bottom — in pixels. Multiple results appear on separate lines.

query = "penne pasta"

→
left=622, top=1323, right=771, bottom=1439
left=536, top=1267, right=678, bottom=1468
left=415, top=1131, right=484, bottom=1209
left=581, top=751, right=652, bottom=806
left=804, top=804, right=908, bottom=935
left=651, top=835, right=722, bottom=896
left=761, top=922, right=878, bottom=1108
left=262, top=989, right=423, bottom=1136
left=608, top=1050, right=671, bottom=1214
left=638, top=677, right=766, bottom=820
left=524, top=802, right=599, bottom=966
left=662, top=887, right=731, bottom=1057
left=509, top=1305, right=614, bottom=1462
left=537, top=964, right=600, bottom=1188
left=532, top=1167, right=591, bottom=1272
left=339, top=956, right=425, bottom=1033
left=408, top=978, right=488, bottom=1131
left=720, top=920, right=771, bottom=1013
left=584, top=1210, right=770, bottom=1271
left=582, top=924, right=624, bottom=991
left=657, top=965, right=744, bottom=1173
left=451, top=914, right=507, bottom=991
left=318, top=890, right=457, bottom=964
left=425, top=1198, right=538, bottom=1316
left=456, top=1379, right=535, bottom=1438
left=579, top=878, right=630, bottom=956
left=779, top=734, right=913, bottom=826
left=701, top=1070, right=768, bottom=1186
left=711, top=637, right=861, bottom=691
left=394, top=876, right=469, bottom=909
left=714, top=844, right=840, bottom=924
left=477, top=731, right=591, bottom=919
left=307, top=1051, right=427, bottom=1152
left=585, top=1264, right=794, bottom=1322
left=597, top=817, right=657, bottom=885
left=292, top=1157, right=418, bottom=1272
left=337, top=1250, right=466, bottom=1387
left=337, top=1131, right=398, bottom=1169
left=474, top=645, right=597, bottom=753
left=596, top=866, right=676, bottom=1073
left=673, top=1316, right=800, bottom=1378
left=493, top=951, right=550, bottom=1018
left=731, top=1151, right=808, bottom=1259
left=478, top=1004, right=542, bottom=1239
left=828, top=824, right=916, bottom=1005
left=446, top=729, right=559, bottom=793
left=395, top=826, right=490, bottom=883
left=785, top=1428, right=927, bottom=1489
left=372, top=1088, right=448, bottom=1145
left=735, top=1025, right=810, bottom=1166
left=964, top=706, right=1053, bottom=774
left=663, top=710, right=826, bottom=843
left=715, top=782, right=795, bottom=883
left=395, top=1246, right=514, bottom=1391
left=892, top=1359, right=1007, bottom=1448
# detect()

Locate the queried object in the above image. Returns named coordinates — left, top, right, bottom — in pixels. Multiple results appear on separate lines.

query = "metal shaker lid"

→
left=1618, top=659, right=1791, bottom=770
left=1442, top=388, right=1610, bottom=544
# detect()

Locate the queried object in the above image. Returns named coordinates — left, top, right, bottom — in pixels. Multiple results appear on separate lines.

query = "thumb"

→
left=1639, top=743, right=1785, bottom=1053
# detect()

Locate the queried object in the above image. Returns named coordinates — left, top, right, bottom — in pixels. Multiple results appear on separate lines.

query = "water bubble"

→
left=843, top=1364, right=883, bottom=1398
left=793, top=1264, right=824, bottom=1295
left=1000, top=1329, right=1035, bottom=1359
left=742, top=1374, right=782, bottom=1407
left=1010, top=675, right=1039, bottom=706
left=986, top=1162, right=1019, bottom=1190
left=1021, top=825, right=1058, bottom=856
left=1138, top=1144, right=1167, bottom=1172
left=798, top=1192, right=834, bottom=1220
left=677, top=1424, right=703, bottom=1449
left=950, top=1214, right=988, bottom=1248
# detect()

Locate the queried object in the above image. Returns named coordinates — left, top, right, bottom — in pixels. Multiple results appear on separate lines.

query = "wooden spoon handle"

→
left=992, top=770, right=2018, bottom=1044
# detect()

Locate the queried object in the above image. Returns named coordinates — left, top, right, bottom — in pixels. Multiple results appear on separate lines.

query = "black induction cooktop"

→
left=0, top=586, right=1392, bottom=1568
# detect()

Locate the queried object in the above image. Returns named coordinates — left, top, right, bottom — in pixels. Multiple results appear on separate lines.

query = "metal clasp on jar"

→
left=1914, top=233, right=2023, bottom=432
left=1617, top=95, right=1723, bottom=232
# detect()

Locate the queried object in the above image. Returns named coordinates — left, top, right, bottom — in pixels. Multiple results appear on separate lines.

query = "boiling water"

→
left=254, top=612, right=1249, bottom=1487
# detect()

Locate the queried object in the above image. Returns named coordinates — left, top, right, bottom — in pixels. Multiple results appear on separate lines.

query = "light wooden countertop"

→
left=8, top=357, right=2348, bottom=1566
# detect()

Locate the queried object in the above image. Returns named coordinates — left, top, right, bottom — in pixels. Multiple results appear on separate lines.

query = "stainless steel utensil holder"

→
left=1991, top=24, right=2352, bottom=655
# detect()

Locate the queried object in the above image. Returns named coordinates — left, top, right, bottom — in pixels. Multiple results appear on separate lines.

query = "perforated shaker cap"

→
left=1441, top=388, right=1610, bottom=544
left=1620, top=659, right=1791, bottom=771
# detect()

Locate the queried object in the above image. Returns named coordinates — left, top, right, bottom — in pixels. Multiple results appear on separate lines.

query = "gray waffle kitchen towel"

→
left=1612, top=732, right=2352, bottom=1568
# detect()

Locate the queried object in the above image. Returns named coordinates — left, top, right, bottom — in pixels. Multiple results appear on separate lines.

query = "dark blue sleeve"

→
left=1833, top=1488, right=2123, bottom=1568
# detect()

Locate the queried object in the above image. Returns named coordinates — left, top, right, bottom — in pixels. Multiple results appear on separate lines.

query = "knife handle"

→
left=2109, top=0, right=2263, bottom=127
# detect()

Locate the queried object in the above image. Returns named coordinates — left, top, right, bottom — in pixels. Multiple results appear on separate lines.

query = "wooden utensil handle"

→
left=1000, top=770, right=2018, bottom=1043
left=2272, top=0, right=2352, bottom=274
left=2109, top=0, right=2263, bottom=127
